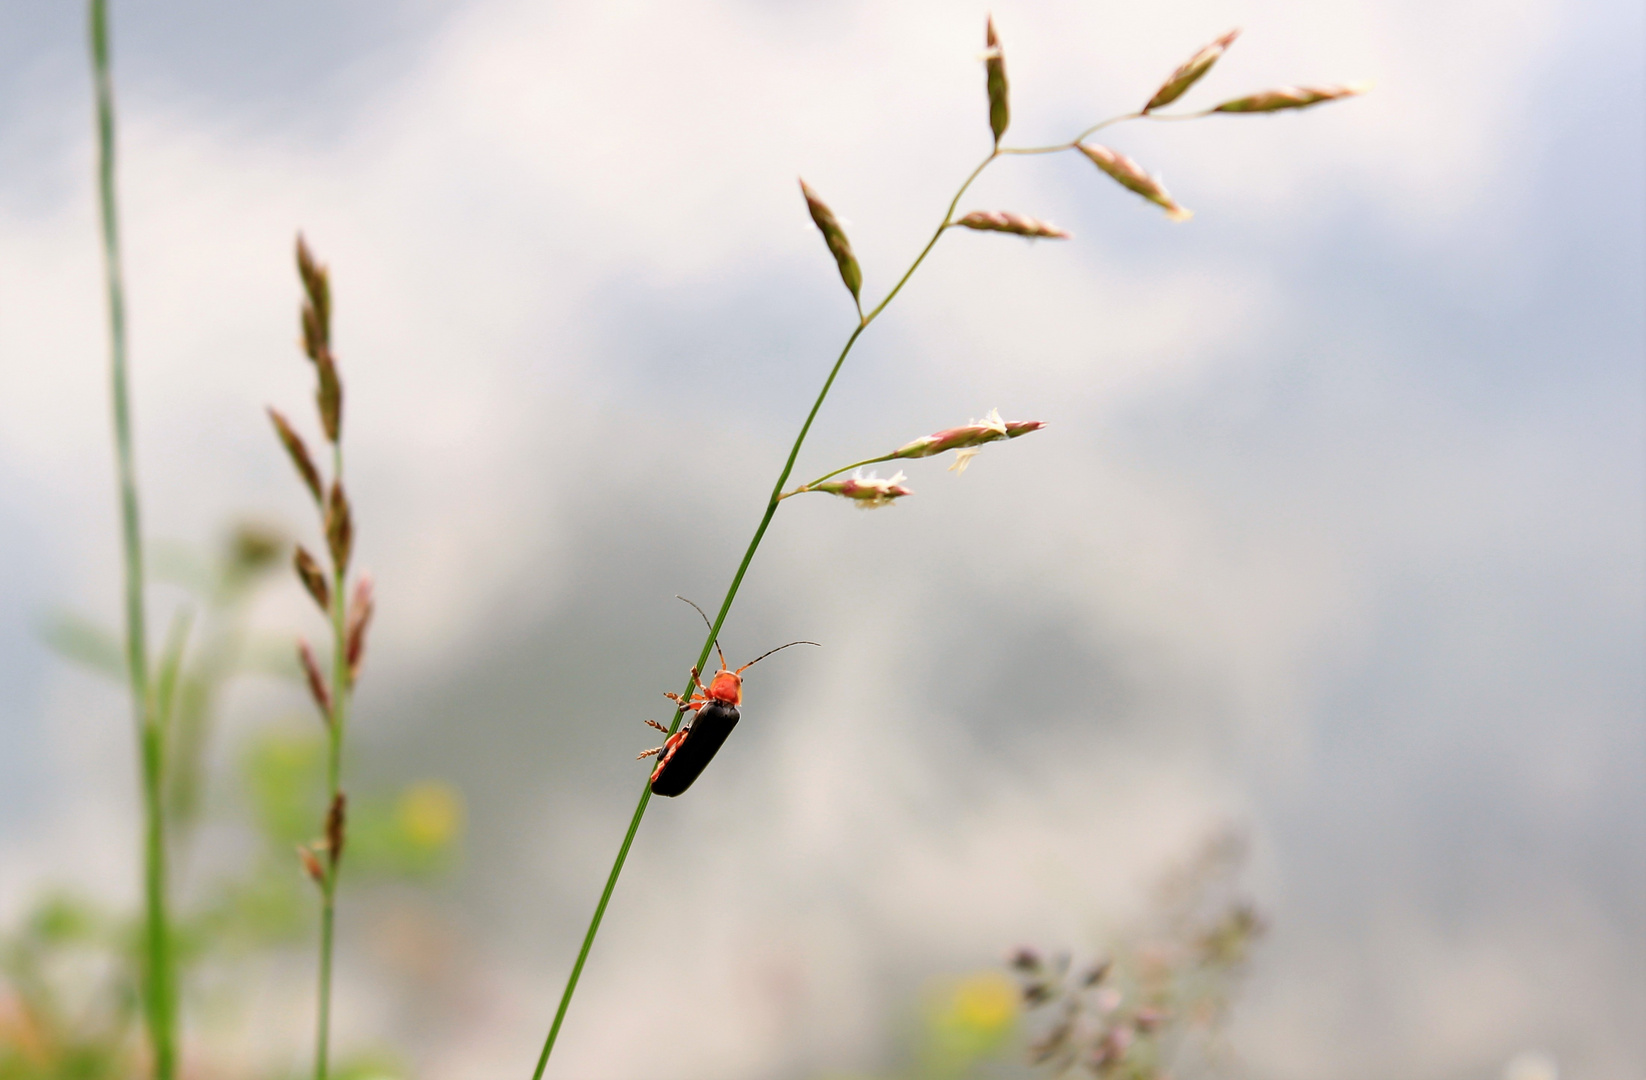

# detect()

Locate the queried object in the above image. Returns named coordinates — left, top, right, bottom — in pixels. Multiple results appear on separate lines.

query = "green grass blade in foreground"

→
left=90, top=1, right=176, bottom=1076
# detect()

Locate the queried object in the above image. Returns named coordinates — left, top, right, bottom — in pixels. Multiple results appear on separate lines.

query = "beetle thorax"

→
left=704, top=669, right=743, bottom=705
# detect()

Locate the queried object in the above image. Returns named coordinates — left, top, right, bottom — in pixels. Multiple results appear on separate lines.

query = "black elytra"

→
left=649, top=700, right=741, bottom=798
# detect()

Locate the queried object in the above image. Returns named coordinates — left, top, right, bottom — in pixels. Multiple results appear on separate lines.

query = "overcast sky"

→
left=0, top=2, right=1641, bottom=1079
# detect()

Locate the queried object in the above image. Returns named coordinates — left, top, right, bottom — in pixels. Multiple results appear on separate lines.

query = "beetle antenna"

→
left=675, top=595, right=728, bottom=672
left=736, top=640, right=822, bottom=674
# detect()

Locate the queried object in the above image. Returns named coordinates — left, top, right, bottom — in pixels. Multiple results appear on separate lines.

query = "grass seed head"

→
left=302, top=304, right=326, bottom=365
left=813, top=469, right=912, bottom=508
left=1212, top=82, right=1371, bottom=113
left=956, top=210, right=1070, bottom=238
left=295, top=234, right=330, bottom=347
left=298, top=637, right=332, bottom=718
left=315, top=351, right=343, bottom=443
left=799, top=179, right=863, bottom=304
left=293, top=545, right=331, bottom=612
left=324, top=792, right=347, bottom=867
left=1090, top=1022, right=1134, bottom=1070
left=1078, top=143, right=1193, bottom=222
left=295, top=235, right=343, bottom=441
left=268, top=408, right=323, bottom=504
left=984, top=16, right=1010, bottom=146
left=297, top=844, right=325, bottom=885
left=1009, top=947, right=1044, bottom=972
left=1133, top=1005, right=1166, bottom=1032
left=895, top=409, right=1046, bottom=474
left=345, top=573, right=375, bottom=682
left=1144, top=29, right=1240, bottom=113
left=325, top=482, right=353, bottom=575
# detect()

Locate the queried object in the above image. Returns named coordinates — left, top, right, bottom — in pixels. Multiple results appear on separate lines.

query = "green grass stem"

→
left=528, top=148, right=1003, bottom=1080
left=89, top=1, right=177, bottom=1075
left=315, top=444, right=351, bottom=1080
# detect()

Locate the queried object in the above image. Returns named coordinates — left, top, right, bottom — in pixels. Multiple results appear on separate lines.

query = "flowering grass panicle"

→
left=810, top=470, right=914, bottom=508
left=1012, top=834, right=1264, bottom=1079
left=528, top=16, right=1363, bottom=1078
left=267, top=235, right=376, bottom=1080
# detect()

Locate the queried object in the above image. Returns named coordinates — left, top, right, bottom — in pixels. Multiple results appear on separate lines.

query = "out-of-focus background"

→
left=0, top=0, right=1641, bottom=1078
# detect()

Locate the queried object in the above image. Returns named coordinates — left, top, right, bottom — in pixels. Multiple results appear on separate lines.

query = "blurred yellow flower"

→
left=948, top=971, right=1019, bottom=1034
left=396, top=781, right=463, bottom=849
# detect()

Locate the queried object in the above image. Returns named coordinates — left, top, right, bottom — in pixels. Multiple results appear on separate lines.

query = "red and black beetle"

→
left=639, top=599, right=817, bottom=797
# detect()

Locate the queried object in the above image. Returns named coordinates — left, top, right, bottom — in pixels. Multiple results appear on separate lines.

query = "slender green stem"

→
left=779, top=452, right=902, bottom=499
left=315, top=890, right=335, bottom=1080
left=525, top=783, right=652, bottom=1080
left=865, top=151, right=996, bottom=323
left=997, top=110, right=1143, bottom=155
left=528, top=148, right=1004, bottom=1080
left=139, top=724, right=172, bottom=1076
left=90, top=3, right=175, bottom=1076
left=1141, top=107, right=1218, bottom=122
left=315, top=444, right=350, bottom=1080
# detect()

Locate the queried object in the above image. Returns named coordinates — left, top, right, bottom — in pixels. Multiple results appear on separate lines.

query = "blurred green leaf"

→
left=154, top=608, right=194, bottom=740
left=241, top=636, right=303, bottom=680
left=244, top=728, right=327, bottom=845
left=148, top=539, right=214, bottom=597
left=36, top=613, right=122, bottom=681
left=331, top=1048, right=408, bottom=1080
left=24, top=894, right=103, bottom=947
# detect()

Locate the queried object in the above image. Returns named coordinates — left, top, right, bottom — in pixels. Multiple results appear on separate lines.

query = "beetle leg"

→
left=637, top=745, right=664, bottom=760
left=664, top=691, right=708, bottom=710
left=661, top=665, right=699, bottom=704
left=647, top=730, right=690, bottom=782
left=645, top=719, right=670, bottom=733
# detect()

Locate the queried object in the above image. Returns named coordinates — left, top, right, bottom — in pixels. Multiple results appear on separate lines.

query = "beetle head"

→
left=704, top=668, right=743, bottom=705
left=673, top=595, right=820, bottom=709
